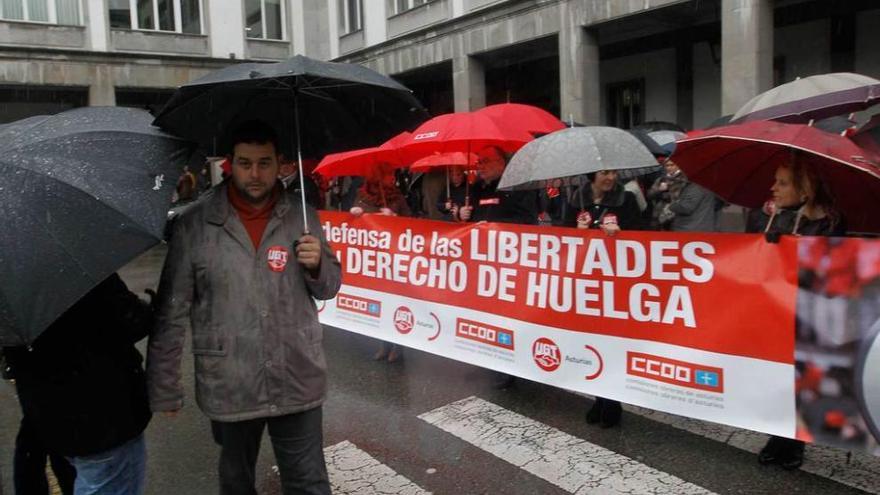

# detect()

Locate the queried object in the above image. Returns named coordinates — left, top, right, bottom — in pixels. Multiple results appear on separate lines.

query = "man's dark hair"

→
left=227, top=120, right=279, bottom=154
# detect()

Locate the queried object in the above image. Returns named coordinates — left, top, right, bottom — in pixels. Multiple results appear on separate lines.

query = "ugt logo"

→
left=394, top=306, right=414, bottom=334
left=532, top=338, right=561, bottom=372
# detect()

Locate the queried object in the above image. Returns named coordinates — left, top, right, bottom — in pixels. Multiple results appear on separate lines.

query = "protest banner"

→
left=317, top=211, right=880, bottom=453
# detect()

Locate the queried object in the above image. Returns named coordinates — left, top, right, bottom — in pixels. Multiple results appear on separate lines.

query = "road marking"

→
left=419, top=396, right=716, bottom=495
left=325, top=440, right=431, bottom=495
left=618, top=401, right=880, bottom=495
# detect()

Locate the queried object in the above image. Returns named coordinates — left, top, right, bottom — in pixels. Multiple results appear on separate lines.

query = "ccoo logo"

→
left=337, top=293, right=382, bottom=317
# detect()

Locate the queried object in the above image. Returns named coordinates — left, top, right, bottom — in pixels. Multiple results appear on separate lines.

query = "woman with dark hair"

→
left=748, top=154, right=844, bottom=470
left=564, top=169, right=644, bottom=428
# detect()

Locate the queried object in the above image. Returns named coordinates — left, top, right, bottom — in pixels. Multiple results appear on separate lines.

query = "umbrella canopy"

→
left=672, top=120, right=880, bottom=233
left=647, top=130, right=687, bottom=147
left=731, top=72, right=880, bottom=124
left=707, top=114, right=734, bottom=129
left=633, top=121, right=686, bottom=133
left=629, top=129, right=668, bottom=156
left=395, top=112, right=533, bottom=163
left=154, top=55, right=428, bottom=158
left=854, top=114, right=880, bottom=155
left=0, top=107, right=192, bottom=346
left=313, top=131, right=411, bottom=177
left=475, top=103, right=566, bottom=136
left=409, top=151, right=479, bottom=173
left=648, top=130, right=687, bottom=156
left=498, top=126, right=660, bottom=191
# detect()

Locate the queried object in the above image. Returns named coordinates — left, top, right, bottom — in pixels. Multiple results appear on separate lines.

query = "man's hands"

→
left=296, top=234, right=322, bottom=272
left=459, top=205, right=473, bottom=221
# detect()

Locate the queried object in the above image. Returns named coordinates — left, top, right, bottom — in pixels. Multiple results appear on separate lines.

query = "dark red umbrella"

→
left=476, top=103, right=566, bottom=136
left=314, top=131, right=411, bottom=177
left=395, top=112, right=532, bottom=163
left=672, top=120, right=880, bottom=233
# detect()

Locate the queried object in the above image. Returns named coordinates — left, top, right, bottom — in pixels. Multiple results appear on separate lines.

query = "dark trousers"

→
left=13, top=417, right=76, bottom=495
left=210, top=407, right=330, bottom=495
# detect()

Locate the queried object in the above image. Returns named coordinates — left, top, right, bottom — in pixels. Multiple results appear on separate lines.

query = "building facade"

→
left=0, top=0, right=334, bottom=121
left=1, top=0, right=878, bottom=128
left=329, top=0, right=880, bottom=128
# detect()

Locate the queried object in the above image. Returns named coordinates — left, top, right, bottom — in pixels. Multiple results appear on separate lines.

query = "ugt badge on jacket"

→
left=267, top=246, right=289, bottom=272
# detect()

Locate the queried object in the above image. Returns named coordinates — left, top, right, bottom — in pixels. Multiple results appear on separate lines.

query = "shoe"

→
left=493, top=373, right=516, bottom=389
left=373, top=348, right=388, bottom=361
left=600, top=400, right=622, bottom=428
left=586, top=399, right=603, bottom=425
left=759, top=436, right=803, bottom=467
left=758, top=437, right=781, bottom=465
left=387, top=347, right=403, bottom=363
left=778, top=439, right=805, bottom=470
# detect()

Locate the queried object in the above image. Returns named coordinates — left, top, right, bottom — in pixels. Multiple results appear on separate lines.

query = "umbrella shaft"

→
left=294, top=91, right=310, bottom=235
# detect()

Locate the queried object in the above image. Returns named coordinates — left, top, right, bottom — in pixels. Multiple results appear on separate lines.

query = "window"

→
left=108, top=0, right=202, bottom=34
left=393, top=0, right=429, bottom=15
left=339, top=0, right=361, bottom=34
left=245, top=0, right=285, bottom=40
left=606, top=79, right=645, bottom=129
left=0, top=0, right=80, bottom=24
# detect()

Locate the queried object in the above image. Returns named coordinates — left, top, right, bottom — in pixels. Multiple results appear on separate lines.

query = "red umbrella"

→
left=314, top=131, right=411, bottom=177
left=476, top=103, right=566, bottom=136
left=395, top=112, right=532, bottom=163
left=409, top=151, right=478, bottom=173
left=672, top=120, right=880, bottom=233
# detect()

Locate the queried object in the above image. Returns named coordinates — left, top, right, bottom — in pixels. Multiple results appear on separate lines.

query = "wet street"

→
left=3, top=246, right=880, bottom=494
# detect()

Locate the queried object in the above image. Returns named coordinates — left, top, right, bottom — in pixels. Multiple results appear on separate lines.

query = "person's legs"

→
left=14, top=418, right=50, bottom=495
left=267, top=408, right=330, bottom=495
left=67, top=433, right=146, bottom=495
left=48, top=453, right=77, bottom=495
left=211, top=418, right=266, bottom=495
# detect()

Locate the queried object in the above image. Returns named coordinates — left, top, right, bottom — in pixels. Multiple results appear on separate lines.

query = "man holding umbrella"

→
left=147, top=121, right=341, bottom=494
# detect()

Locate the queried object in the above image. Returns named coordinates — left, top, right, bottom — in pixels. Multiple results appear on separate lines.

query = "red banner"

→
left=320, top=211, right=798, bottom=364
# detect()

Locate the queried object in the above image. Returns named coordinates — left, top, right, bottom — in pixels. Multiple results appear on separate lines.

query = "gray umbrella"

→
left=497, top=126, right=660, bottom=191
left=731, top=72, right=880, bottom=124
left=0, top=107, right=192, bottom=346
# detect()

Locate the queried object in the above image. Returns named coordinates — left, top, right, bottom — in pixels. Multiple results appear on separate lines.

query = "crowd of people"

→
left=2, top=115, right=876, bottom=495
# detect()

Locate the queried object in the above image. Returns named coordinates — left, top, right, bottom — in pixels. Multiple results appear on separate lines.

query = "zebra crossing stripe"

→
left=619, top=402, right=880, bottom=495
left=418, top=396, right=717, bottom=495
left=325, top=440, right=431, bottom=495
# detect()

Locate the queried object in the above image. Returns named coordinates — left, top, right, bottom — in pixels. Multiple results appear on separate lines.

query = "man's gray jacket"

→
left=669, top=181, right=720, bottom=233
left=147, top=184, right=341, bottom=422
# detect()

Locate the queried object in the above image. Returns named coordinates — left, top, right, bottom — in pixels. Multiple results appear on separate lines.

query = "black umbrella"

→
left=153, top=55, right=428, bottom=230
left=707, top=114, right=734, bottom=129
left=633, top=121, right=686, bottom=133
left=0, top=107, right=192, bottom=346
left=628, top=129, right=668, bottom=157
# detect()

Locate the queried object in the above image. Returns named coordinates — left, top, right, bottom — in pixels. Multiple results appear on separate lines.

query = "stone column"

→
left=88, top=65, right=115, bottom=106
left=721, top=0, right=773, bottom=115
left=453, top=54, right=485, bottom=112
left=207, top=0, right=246, bottom=59
left=84, top=0, right=110, bottom=51
left=363, top=0, right=387, bottom=47
left=559, top=9, right=599, bottom=125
